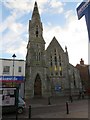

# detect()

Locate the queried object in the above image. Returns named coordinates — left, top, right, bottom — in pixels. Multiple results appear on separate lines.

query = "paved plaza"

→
left=2, top=96, right=89, bottom=119
left=26, top=96, right=89, bottom=118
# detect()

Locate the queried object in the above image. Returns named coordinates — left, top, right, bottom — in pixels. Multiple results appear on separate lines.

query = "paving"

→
left=25, top=96, right=89, bottom=118
left=2, top=96, right=89, bottom=119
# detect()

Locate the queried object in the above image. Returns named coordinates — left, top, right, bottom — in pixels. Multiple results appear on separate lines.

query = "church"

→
left=25, top=2, right=82, bottom=98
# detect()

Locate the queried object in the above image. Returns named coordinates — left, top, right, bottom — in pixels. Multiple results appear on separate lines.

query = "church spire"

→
left=28, top=1, right=45, bottom=43
left=31, top=1, right=41, bottom=22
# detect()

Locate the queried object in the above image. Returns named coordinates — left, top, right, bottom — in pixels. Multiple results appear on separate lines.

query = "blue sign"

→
left=0, top=76, right=24, bottom=83
left=77, top=0, right=90, bottom=41
left=55, top=85, right=61, bottom=92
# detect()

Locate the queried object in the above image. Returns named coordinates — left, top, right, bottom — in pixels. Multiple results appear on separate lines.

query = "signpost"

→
left=77, top=0, right=90, bottom=41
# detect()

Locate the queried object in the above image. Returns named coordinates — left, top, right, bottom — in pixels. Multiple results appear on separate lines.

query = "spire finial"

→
left=65, top=46, right=67, bottom=52
left=35, top=1, right=37, bottom=7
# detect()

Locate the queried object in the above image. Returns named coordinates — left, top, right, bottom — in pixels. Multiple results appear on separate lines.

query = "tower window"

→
left=36, top=26, right=38, bottom=37
left=39, top=52, right=40, bottom=61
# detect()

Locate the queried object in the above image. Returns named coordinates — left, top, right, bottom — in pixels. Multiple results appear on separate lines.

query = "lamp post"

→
left=12, top=54, right=16, bottom=87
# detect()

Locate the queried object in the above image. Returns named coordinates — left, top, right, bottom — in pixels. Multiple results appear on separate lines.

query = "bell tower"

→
left=25, top=2, right=47, bottom=98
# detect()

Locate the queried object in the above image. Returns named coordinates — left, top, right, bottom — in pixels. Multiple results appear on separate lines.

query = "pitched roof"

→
left=46, top=36, right=64, bottom=52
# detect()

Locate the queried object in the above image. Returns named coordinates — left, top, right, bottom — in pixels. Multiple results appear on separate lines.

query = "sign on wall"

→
left=55, top=85, right=61, bottom=92
left=0, top=76, right=25, bottom=83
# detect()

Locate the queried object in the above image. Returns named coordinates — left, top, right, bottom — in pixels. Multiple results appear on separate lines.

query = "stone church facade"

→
left=25, top=2, right=82, bottom=98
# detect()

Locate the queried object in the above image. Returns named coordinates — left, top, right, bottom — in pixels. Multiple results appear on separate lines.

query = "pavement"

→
left=25, top=96, right=89, bottom=119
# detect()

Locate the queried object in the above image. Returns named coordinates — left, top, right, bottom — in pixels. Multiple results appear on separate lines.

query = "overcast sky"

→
left=0, top=0, right=88, bottom=66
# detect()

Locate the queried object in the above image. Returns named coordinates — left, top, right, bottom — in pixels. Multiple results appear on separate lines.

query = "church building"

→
left=25, top=2, right=82, bottom=98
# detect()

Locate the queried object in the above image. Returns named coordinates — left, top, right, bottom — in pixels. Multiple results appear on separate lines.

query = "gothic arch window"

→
left=50, top=55, right=53, bottom=67
left=36, top=52, right=38, bottom=61
left=50, top=55, right=53, bottom=76
left=59, top=55, right=62, bottom=76
left=54, top=56, right=57, bottom=66
left=59, top=55, right=61, bottom=66
left=73, top=72, right=76, bottom=88
left=39, top=52, right=41, bottom=61
left=36, top=25, right=38, bottom=37
left=54, top=49, right=56, bottom=55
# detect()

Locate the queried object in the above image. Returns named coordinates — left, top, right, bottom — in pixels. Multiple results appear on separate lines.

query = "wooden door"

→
left=34, top=74, right=42, bottom=96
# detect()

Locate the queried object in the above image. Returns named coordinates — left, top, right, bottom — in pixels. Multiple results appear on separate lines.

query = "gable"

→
left=46, top=36, right=64, bottom=53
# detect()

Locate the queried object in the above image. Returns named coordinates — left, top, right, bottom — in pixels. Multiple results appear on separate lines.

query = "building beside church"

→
left=25, top=2, right=82, bottom=98
left=76, top=59, right=89, bottom=91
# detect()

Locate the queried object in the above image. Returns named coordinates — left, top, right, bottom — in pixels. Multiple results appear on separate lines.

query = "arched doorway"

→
left=34, top=74, right=42, bottom=97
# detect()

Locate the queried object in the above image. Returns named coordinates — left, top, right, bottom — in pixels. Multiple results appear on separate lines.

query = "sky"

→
left=0, top=0, right=88, bottom=66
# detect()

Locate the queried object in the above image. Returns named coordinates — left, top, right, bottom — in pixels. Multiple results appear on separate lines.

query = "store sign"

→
left=77, top=0, right=90, bottom=41
left=0, top=76, right=24, bottom=83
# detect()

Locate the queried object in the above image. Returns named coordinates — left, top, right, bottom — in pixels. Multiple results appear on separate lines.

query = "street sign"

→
left=77, top=0, right=90, bottom=41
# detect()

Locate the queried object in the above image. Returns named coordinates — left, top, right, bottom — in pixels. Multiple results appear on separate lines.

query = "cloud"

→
left=50, top=0, right=63, bottom=8
left=1, top=0, right=88, bottom=65
left=3, top=0, right=33, bottom=13
left=43, top=10, right=88, bottom=65
left=6, top=40, right=27, bottom=59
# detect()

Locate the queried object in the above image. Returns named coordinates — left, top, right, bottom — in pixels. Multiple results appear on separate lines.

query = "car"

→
left=18, top=97, right=26, bottom=114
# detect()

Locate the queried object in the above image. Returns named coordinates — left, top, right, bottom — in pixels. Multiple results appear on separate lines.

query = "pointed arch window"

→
left=54, top=56, right=57, bottom=66
left=59, top=55, right=62, bottom=76
left=50, top=55, right=53, bottom=67
left=39, top=52, right=41, bottom=61
left=59, top=55, right=61, bottom=66
left=36, top=25, right=38, bottom=37
left=36, top=52, right=38, bottom=61
left=73, top=72, right=76, bottom=88
left=54, top=49, right=56, bottom=55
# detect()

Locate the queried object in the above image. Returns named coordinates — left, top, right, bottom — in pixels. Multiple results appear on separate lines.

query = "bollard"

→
left=29, top=105, right=31, bottom=119
left=48, top=97, right=51, bottom=105
left=66, top=101, right=69, bottom=114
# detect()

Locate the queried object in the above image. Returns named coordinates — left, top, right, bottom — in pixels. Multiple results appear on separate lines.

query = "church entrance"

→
left=34, top=74, right=42, bottom=97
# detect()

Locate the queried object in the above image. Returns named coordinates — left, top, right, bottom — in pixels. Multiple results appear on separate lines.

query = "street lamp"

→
left=12, top=54, right=16, bottom=87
